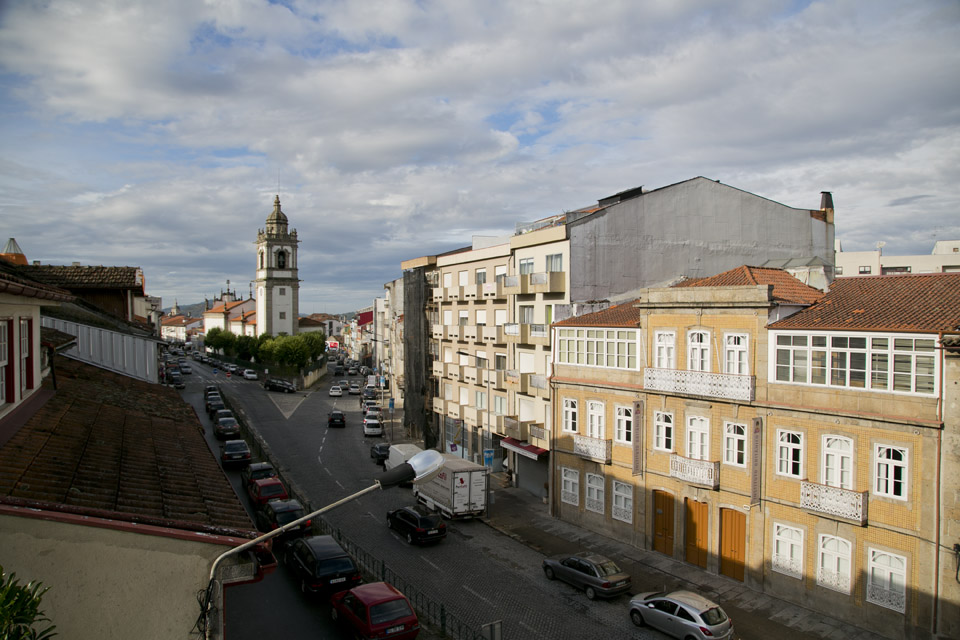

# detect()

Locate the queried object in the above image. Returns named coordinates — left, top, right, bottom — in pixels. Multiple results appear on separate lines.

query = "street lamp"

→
left=200, top=449, right=445, bottom=638
left=456, top=350, right=492, bottom=516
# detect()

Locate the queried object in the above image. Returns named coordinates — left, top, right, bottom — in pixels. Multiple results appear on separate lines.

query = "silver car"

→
left=542, top=552, right=632, bottom=600
left=629, top=590, right=734, bottom=640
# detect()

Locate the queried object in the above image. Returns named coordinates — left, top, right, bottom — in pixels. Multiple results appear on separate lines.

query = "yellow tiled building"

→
left=551, top=268, right=960, bottom=639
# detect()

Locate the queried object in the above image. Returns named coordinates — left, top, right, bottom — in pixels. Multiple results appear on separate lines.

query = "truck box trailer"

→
left=412, top=453, right=487, bottom=519
left=384, top=444, right=424, bottom=472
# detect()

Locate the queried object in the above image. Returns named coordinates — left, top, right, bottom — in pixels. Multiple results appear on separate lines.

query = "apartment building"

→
left=550, top=269, right=960, bottom=639
left=835, top=239, right=960, bottom=277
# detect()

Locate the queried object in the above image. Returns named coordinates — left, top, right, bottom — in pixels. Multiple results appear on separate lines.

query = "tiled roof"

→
left=769, top=273, right=960, bottom=332
left=298, top=316, right=324, bottom=327
left=0, top=261, right=74, bottom=302
left=673, top=266, right=823, bottom=304
left=204, top=299, right=248, bottom=315
left=18, top=264, right=143, bottom=290
left=554, top=301, right=643, bottom=327
left=0, top=356, right=254, bottom=533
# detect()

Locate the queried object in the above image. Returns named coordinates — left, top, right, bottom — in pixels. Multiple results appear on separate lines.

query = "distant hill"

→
left=163, top=302, right=207, bottom=318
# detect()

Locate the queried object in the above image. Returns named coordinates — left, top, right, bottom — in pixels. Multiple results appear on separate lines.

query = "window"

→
left=585, top=473, right=604, bottom=514
left=867, top=549, right=906, bottom=612
left=822, top=436, right=853, bottom=489
left=475, top=350, right=488, bottom=370
left=493, top=395, right=506, bottom=415
left=443, top=272, right=452, bottom=287
left=893, top=338, right=935, bottom=393
left=562, top=399, right=578, bottom=432
left=259, top=251, right=264, bottom=269
left=686, top=416, right=709, bottom=460
left=459, top=386, right=469, bottom=405
left=279, top=312, right=286, bottom=320
left=443, top=310, right=453, bottom=325
left=723, top=422, right=747, bottom=467
left=475, top=310, right=487, bottom=326
left=279, top=287, right=286, bottom=295
left=612, top=481, right=632, bottom=524
left=0, top=320, right=8, bottom=405
left=615, top=406, right=633, bottom=444
left=443, top=383, right=452, bottom=400
left=835, top=266, right=843, bottom=275
left=458, top=310, right=469, bottom=326
left=654, top=412, right=674, bottom=451
left=277, top=251, right=286, bottom=268
left=561, top=467, right=579, bottom=505
left=725, top=334, right=749, bottom=374
left=777, top=430, right=803, bottom=478
left=655, top=331, right=676, bottom=369
left=494, top=265, right=506, bottom=284
left=494, top=353, right=506, bottom=370
left=494, top=309, right=507, bottom=326
left=19, top=319, right=32, bottom=393
left=458, top=270, right=468, bottom=286
left=818, top=535, right=852, bottom=594
left=519, top=257, right=534, bottom=275
left=874, top=445, right=908, bottom=499
left=859, top=265, right=871, bottom=274
left=687, top=331, right=710, bottom=371
left=546, top=253, right=563, bottom=272
left=476, top=390, right=487, bottom=410
left=587, top=401, right=604, bottom=439
left=773, top=524, right=803, bottom=579
left=519, top=305, right=534, bottom=324
left=555, top=328, right=638, bottom=369
left=475, top=269, right=486, bottom=285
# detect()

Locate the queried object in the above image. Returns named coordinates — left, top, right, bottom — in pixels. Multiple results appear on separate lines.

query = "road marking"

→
left=335, top=480, right=344, bottom=489
left=519, top=621, right=542, bottom=637
left=462, top=585, right=493, bottom=606
left=419, top=556, right=441, bottom=571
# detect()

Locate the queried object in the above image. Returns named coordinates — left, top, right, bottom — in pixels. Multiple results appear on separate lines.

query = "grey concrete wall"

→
left=569, top=177, right=834, bottom=303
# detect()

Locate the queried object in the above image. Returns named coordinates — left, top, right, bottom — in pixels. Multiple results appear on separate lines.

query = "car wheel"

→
left=543, top=566, right=555, bottom=580
left=585, top=586, right=597, bottom=600
left=387, top=517, right=393, bottom=529
left=630, top=609, right=645, bottom=627
left=406, top=532, right=414, bottom=545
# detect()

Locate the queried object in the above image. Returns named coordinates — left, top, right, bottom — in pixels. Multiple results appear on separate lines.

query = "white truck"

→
left=412, top=453, right=487, bottom=519
left=384, top=444, right=424, bottom=472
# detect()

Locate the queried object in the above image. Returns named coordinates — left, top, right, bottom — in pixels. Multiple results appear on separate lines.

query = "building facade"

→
left=255, top=195, right=300, bottom=336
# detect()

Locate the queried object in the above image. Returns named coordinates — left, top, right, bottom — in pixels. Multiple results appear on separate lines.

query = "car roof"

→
left=570, top=552, right=613, bottom=564
left=223, top=440, right=247, bottom=447
left=265, top=499, right=302, bottom=513
left=348, top=581, right=404, bottom=604
left=661, top=590, right=719, bottom=612
left=302, top=535, right=348, bottom=558
left=247, top=462, right=274, bottom=472
left=254, top=476, right=283, bottom=486
left=330, top=410, right=345, bottom=416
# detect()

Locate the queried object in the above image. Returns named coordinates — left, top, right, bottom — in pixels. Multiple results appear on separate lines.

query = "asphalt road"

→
left=183, top=359, right=669, bottom=640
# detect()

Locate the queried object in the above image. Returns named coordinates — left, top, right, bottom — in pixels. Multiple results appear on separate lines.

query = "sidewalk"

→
left=481, top=473, right=886, bottom=640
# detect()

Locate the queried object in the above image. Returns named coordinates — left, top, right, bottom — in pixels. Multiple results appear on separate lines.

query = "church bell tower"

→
left=255, top=195, right=300, bottom=336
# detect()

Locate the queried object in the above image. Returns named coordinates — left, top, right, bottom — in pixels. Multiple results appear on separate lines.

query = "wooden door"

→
left=653, top=490, right=675, bottom=556
left=684, top=498, right=708, bottom=569
left=720, top=508, right=746, bottom=581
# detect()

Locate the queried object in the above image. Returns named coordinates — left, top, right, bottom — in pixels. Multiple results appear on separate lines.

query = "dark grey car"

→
left=629, top=590, right=734, bottom=640
left=542, top=552, right=632, bottom=599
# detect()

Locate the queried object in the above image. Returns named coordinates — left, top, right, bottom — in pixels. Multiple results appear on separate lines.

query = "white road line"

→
left=519, top=621, right=542, bottom=637
left=418, top=556, right=441, bottom=572
left=462, top=585, right=493, bottom=606
left=335, top=480, right=344, bottom=489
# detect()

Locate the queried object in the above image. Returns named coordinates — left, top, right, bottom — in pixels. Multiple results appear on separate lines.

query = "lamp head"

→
left=376, top=449, right=445, bottom=488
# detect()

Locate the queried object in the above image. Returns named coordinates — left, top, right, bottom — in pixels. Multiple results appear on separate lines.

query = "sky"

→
left=1, top=0, right=958, bottom=314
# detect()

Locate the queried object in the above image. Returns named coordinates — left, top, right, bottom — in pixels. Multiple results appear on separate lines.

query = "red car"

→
left=247, top=476, right=289, bottom=506
left=331, top=582, right=420, bottom=640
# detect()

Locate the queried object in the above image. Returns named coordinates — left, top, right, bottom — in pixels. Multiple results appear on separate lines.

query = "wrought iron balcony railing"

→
left=644, top=368, right=755, bottom=402
left=573, top=434, right=611, bottom=463
left=800, top=481, right=867, bottom=525
left=669, top=454, right=720, bottom=489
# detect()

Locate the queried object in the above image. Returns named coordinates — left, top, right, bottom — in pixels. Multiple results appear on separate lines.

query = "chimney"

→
left=820, top=191, right=834, bottom=224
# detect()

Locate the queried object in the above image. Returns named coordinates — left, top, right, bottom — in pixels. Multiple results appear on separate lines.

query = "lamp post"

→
left=457, top=350, right=492, bottom=516
left=200, top=449, right=445, bottom=638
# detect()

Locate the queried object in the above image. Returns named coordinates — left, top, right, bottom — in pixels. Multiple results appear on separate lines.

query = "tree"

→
left=0, top=565, right=57, bottom=639
left=272, top=335, right=309, bottom=368
left=300, top=331, right=327, bottom=361
left=235, top=335, right=259, bottom=362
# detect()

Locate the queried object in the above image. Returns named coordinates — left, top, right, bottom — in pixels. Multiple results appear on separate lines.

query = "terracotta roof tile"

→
left=18, top=265, right=143, bottom=290
left=769, top=273, right=960, bottom=332
left=673, top=266, right=823, bottom=304
left=554, top=301, right=644, bottom=327
left=0, top=357, right=253, bottom=532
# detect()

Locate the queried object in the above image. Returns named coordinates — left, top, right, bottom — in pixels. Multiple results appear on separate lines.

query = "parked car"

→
left=204, top=385, right=218, bottom=395
left=329, top=385, right=343, bottom=397
left=348, top=383, right=361, bottom=395
left=362, top=417, right=382, bottom=437
left=242, top=369, right=258, bottom=380
left=241, top=462, right=277, bottom=487
left=328, top=410, right=347, bottom=428
left=167, top=371, right=185, bottom=389
left=330, top=582, right=420, bottom=640
left=338, top=379, right=349, bottom=389
left=362, top=387, right=377, bottom=400
left=207, top=400, right=226, bottom=418
left=205, top=393, right=222, bottom=413
left=370, top=442, right=391, bottom=465
left=253, top=499, right=311, bottom=544
left=334, top=366, right=345, bottom=376
left=542, top=552, right=632, bottom=600
left=264, top=378, right=296, bottom=393
left=347, top=367, right=358, bottom=375
left=215, top=416, right=241, bottom=439
left=386, top=505, right=446, bottom=545
left=180, top=363, right=192, bottom=374
left=214, top=409, right=234, bottom=422
left=628, top=590, right=734, bottom=640
left=219, top=440, right=251, bottom=468
left=247, top=476, right=289, bottom=506
left=285, top=535, right=362, bottom=595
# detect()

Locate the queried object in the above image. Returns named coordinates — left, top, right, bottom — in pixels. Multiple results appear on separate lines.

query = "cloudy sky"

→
left=1, top=0, right=958, bottom=314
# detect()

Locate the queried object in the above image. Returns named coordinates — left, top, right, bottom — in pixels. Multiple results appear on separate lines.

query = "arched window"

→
left=259, top=251, right=264, bottom=269
left=277, top=251, right=286, bottom=269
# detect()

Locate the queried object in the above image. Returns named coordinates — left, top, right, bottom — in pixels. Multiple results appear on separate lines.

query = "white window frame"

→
left=724, top=333, right=749, bottom=375
left=458, top=270, right=468, bottom=286
left=458, top=386, right=470, bottom=406
left=561, top=467, right=579, bottom=506
left=866, top=549, right=907, bottom=613
left=587, top=401, right=604, bottom=439
left=493, top=395, right=506, bottom=415
left=772, top=523, right=804, bottom=579
left=614, top=405, right=633, bottom=444
left=612, top=481, right=632, bottom=524
left=458, top=310, right=469, bottom=326
left=817, top=534, right=852, bottom=594
left=476, top=390, right=487, bottom=410
left=723, top=422, right=747, bottom=467
left=518, top=257, right=534, bottom=275
left=687, top=330, right=710, bottom=372
left=585, top=473, right=604, bottom=514
left=654, top=331, right=676, bottom=369
left=443, top=272, right=452, bottom=288
left=874, top=445, right=908, bottom=500
left=562, top=398, right=578, bottom=432
left=777, top=430, right=804, bottom=478
left=686, top=416, right=709, bottom=460
left=822, top=435, right=854, bottom=489
left=546, top=253, right=563, bottom=272
left=654, top=411, right=674, bottom=452
left=475, top=268, right=486, bottom=285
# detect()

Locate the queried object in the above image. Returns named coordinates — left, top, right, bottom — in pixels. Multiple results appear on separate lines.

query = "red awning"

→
left=500, top=437, right=547, bottom=460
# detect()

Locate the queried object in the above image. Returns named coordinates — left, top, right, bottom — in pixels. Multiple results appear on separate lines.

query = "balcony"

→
left=431, top=288, right=444, bottom=303
left=432, top=397, right=446, bottom=414
left=431, top=323, right=445, bottom=340
left=669, top=454, right=720, bottom=489
left=800, top=481, right=868, bottom=525
left=483, top=368, right=506, bottom=390
left=462, top=325, right=478, bottom=342
left=503, top=275, right=525, bottom=295
left=432, top=360, right=445, bottom=377
left=528, top=270, right=566, bottom=293
left=444, top=363, right=462, bottom=380
left=644, top=368, right=755, bottom=402
left=529, top=324, right=550, bottom=346
left=447, top=286, right=463, bottom=301
left=528, top=423, right=548, bottom=442
left=528, top=374, right=549, bottom=399
left=505, top=370, right=529, bottom=394
left=503, top=416, right=529, bottom=441
left=504, top=323, right=521, bottom=343
left=446, top=402, right=462, bottom=420
left=573, top=434, right=612, bottom=464
left=462, top=284, right=480, bottom=300
left=463, top=365, right=479, bottom=384
left=448, top=325, right=464, bottom=342
left=482, top=281, right=505, bottom=299
left=479, top=325, right=504, bottom=344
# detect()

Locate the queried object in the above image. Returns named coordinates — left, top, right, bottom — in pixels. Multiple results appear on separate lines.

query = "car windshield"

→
left=254, top=469, right=274, bottom=479
left=225, top=443, right=246, bottom=452
left=369, top=598, right=413, bottom=625
left=700, top=606, right=728, bottom=625
left=318, top=557, right=356, bottom=575
left=275, top=509, right=304, bottom=525
left=261, top=484, right=285, bottom=497
left=596, top=560, right=623, bottom=576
